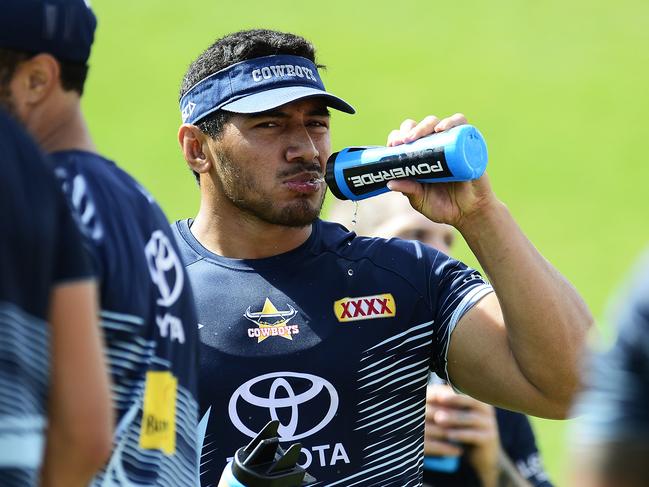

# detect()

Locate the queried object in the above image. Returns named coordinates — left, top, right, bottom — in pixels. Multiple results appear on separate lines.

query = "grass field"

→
left=86, top=1, right=649, bottom=483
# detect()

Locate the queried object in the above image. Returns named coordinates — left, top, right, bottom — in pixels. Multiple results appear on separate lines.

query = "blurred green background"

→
left=86, top=0, right=649, bottom=483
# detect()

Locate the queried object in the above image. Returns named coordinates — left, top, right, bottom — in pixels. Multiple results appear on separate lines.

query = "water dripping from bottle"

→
left=351, top=201, right=359, bottom=227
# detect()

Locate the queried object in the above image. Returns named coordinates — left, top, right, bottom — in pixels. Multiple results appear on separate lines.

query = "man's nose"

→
left=285, top=127, right=319, bottom=163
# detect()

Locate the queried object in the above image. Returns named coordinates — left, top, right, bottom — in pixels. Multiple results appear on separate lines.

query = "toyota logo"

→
left=144, top=230, right=184, bottom=307
left=229, top=372, right=339, bottom=442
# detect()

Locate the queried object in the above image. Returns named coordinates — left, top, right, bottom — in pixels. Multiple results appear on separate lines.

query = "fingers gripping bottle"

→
left=325, top=124, right=488, bottom=201
left=221, top=420, right=316, bottom=487
left=424, top=374, right=461, bottom=474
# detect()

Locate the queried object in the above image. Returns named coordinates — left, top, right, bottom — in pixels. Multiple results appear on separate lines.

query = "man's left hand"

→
left=386, top=114, right=497, bottom=231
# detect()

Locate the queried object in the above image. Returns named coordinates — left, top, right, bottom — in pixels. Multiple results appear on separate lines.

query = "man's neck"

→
left=190, top=195, right=314, bottom=260
left=32, top=95, right=96, bottom=154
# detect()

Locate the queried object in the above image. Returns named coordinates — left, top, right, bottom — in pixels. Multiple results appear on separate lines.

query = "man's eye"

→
left=255, top=121, right=279, bottom=128
left=309, top=120, right=329, bottom=128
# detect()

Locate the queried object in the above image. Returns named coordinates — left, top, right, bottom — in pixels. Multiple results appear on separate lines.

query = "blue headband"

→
left=180, top=54, right=355, bottom=124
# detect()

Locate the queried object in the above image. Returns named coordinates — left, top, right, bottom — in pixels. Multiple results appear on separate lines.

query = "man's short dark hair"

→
left=0, top=49, right=28, bottom=90
left=0, top=48, right=89, bottom=96
left=179, top=29, right=323, bottom=183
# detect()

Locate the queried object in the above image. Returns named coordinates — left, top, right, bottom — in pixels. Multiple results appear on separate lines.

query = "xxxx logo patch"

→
left=334, top=294, right=396, bottom=322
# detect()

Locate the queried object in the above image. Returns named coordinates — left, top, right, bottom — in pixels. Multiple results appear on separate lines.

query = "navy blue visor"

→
left=180, top=55, right=355, bottom=124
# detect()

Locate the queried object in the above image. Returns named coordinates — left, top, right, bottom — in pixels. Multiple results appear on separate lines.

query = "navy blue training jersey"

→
left=573, top=251, right=649, bottom=446
left=51, top=151, right=200, bottom=486
left=496, top=410, right=552, bottom=486
left=423, top=408, right=553, bottom=487
left=0, top=113, right=93, bottom=486
left=171, top=218, right=493, bottom=487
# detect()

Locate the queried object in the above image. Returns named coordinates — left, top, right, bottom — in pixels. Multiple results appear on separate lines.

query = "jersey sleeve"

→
left=496, top=409, right=554, bottom=487
left=52, top=166, right=105, bottom=281
left=423, top=241, right=493, bottom=379
left=51, top=187, right=95, bottom=285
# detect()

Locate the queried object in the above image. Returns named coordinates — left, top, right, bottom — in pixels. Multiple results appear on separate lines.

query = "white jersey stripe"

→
left=363, top=320, right=434, bottom=353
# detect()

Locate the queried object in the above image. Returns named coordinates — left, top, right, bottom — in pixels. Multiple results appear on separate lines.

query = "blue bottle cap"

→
left=443, top=125, right=488, bottom=179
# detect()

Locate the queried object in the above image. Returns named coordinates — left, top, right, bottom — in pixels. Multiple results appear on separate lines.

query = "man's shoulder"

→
left=50, top=150, right=152, bottom=202
left=315, top=219, right=468, bottom=300
left=316, top=218, right=449, bottom=270
left=51, top=150, right=169, bottom=232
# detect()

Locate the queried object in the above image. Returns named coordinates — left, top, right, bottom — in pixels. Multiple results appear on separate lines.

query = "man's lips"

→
left=283, top=173, right=324, bottom=194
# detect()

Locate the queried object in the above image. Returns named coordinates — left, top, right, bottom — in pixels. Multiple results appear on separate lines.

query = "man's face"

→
left=207, top=98, right=331, bottom=228
left=390, top=215, right=455, bottom=255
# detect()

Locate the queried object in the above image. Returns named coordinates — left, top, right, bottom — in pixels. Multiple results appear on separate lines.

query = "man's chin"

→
left=233, top=191, right=324, bottom=228
left=274, top=204, right=321, bottom=228
left=266, top=197, right=323, bottom=227
left=277, top=191, right=325, bottom=224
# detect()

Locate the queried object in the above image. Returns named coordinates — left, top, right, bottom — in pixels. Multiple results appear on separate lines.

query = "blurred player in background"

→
left=0, top=109, right=112, bottom=486
left=173, top=28, right=591, bottom=486
left=0, top=1, right=200, bottom=484
left=330, top=193, right=553, bottom=487
left=569, top=250, right=649, bottom=487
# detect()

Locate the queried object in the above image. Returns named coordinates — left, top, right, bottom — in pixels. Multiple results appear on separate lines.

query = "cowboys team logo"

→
left=244, top=298, right=300, bottom=343
left=334, top=293, right=396, bottom=322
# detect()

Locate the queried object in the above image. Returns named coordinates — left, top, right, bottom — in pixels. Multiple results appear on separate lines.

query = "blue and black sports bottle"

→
left=325, top=124, right=488, bottom=201
left=221, top=421, right=315, bottom=487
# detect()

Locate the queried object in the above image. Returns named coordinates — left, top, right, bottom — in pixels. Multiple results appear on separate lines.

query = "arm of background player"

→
left=41, top=280, right=114, bottom=487
left=446, top=200, right=591, bottom=419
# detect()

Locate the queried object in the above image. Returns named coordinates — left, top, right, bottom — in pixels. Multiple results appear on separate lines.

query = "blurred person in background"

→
left=0, top=1, right=200, bottom=484
left=173, top=28, right=591, bottom=486
left=569, top=250, right=649, bottom=487
left=0, top=109, right=112, bottom=486
left=329, top=192, right=553, bottom=487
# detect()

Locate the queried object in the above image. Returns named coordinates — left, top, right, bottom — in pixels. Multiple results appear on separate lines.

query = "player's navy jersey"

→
left=423, top=408, right=553, bottom=487
left=0, top=113, right=93, bottom=486
left=496, top=410, right=552, bottom=487
left=171, top=218, right=493, bottom=487
left=50, top=151, right=200, bottom=486
left=573, top=251, right=649, bottom=446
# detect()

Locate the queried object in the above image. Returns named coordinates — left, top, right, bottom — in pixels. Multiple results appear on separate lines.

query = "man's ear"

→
left=11, top=54, right=60, bottom=106
left=178, top=124, right=212, bottom=175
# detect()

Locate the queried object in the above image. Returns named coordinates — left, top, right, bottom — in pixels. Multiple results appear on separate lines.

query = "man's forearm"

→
left=458, top=200, right=592, bottom=416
